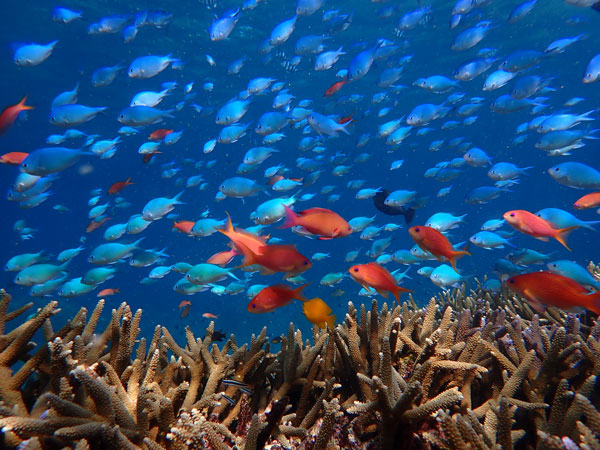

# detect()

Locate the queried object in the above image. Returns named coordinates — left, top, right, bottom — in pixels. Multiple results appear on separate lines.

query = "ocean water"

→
left=1, top=0, right=599, bottom=345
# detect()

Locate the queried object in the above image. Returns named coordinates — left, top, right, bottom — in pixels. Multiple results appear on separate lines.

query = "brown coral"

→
left=0, top=281, right=598, bottom=450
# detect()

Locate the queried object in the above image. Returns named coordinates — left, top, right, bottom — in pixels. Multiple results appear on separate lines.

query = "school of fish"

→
left=2, top=0, right=600, bottom=331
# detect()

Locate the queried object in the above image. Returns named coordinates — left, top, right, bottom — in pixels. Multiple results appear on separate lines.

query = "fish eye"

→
left=90, top=256, right=95, bottom=260
left=509, top=213, right=515, bottom=217
left=353, top=267, right=359, bottom=272
left=554, top=167, right=560, bottom=171
left=303, top=260, right=309, bottom=265
left=414, top=227, right=420, bottom=232
left=251, top=304, right=256, bottom=308
left=508, top=279, right=515, bottom=284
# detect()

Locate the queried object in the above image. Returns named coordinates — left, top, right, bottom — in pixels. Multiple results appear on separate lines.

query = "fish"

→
left=281, top=206, right=352, bottom=239
left=0, top=96, right=34, bottom=135
left=302, top=297, right=335, bottom=329
left=247, top=284, right=308, bottom=313
left=408, top=226, right=470, bottom=271
left=574, top=192, right=600, bottom=209
left=349, top=262, right=412, bottom=302
left=503, top=210, right=578, bottom=251
left=506, top=272, right=600, bottom=314
left=108, top=178, right=133, bottom=195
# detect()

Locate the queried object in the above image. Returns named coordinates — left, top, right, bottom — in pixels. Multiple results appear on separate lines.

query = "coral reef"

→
left=0, top=282, right=599, bottom=449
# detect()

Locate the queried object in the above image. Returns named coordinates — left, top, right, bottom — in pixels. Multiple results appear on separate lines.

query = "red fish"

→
left=207, top=248, right=238, bottom=266
left=503, top=209, right=578, bottom=251
left=178, top=300, right=192, bottom=309
left=86, top=216, right=111, bottom=233
left=281, top=206, right=352, bottom=239
left=180, top=304, right=192, bottom=318
left=337, top=112, right=354, bottom=125
left=0, top=96, right=34, bottom=136
left=172, top=220, right=195, bottom=235
left=108, top=177, right=133, bottom=195
left=97, top=288, right=119, bottom=297
left=236, top=241, right=311, bottom=277
left=149, top=129, right=173, bottom=140
left=324, top=80, right=347, bottom=97
left=349, top=262, right=412, bottom=303
left=202, top=312, right=219, bottom=319
left=574, top=192, right=600, bottom=210
left=248, top=284, right=309, bottom=313
left=408, top=226, right=470, bottom=271
left=0, top=152, right=29, bottom=165
left=507, top=272, right=600, bottom=314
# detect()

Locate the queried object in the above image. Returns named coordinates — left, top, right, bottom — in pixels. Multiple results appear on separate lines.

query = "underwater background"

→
left=1, top=0, right=600, bottom=348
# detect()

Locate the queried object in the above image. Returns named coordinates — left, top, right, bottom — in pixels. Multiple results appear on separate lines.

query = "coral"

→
left=0, top=280, right=599, bottom=449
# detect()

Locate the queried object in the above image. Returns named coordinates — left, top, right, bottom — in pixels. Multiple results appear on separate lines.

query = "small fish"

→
left=302, top=297, right=335, bottom=329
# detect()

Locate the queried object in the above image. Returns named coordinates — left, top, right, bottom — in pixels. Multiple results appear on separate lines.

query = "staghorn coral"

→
left=0, top=282, right=598, bottom=450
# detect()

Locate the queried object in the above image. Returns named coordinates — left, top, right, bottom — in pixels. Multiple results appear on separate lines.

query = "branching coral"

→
left=0, top=279, right=599, bottom=450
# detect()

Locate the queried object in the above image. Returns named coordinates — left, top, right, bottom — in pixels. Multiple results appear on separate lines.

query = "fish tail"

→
left=327, top=314, right=336, bottom=330
left=554, top=226, right=579, bottom=251
left=449, top=250, right=471, bottom=270
left=582, top=220, right=600, bottom=231
left=586, top=290, right=600, bottom=315
left=280, top=204, right=298, bottom=229
left=126, top=177, right=133, bottom=185
left=18, top=95, right=34, bottom=111
left=293, top=282, right=311, bottom=301
left=218, top=212, right=234, bottom=236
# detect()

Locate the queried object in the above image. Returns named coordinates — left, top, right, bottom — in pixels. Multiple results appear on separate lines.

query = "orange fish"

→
left=0, top=96, right=34, bottom=135
left=248, top=284, right=309, bottom=313
left=0, top=151, right=29, bottom=165
left=178, top=300, right=192, bottom=309
left=324, top=80, right=347, bottom=97
left=236, top=242, right=311, bottom=277
left=281, top=206, right=352, bottom=240
left=503, top=210, right=578, bottom=251
left=172, top=220, right=195, bottom=235
left=97, top=288, right=119, bottom=297
left=207, top=248, right=238, bottom=267
left=574, top=192, right=600, bottom=210
left=180, top=304, right=192, bottom=318
left=337, top=112, right=354, bottom=125
left=149, top=129, right=173, bottom=140
left=218, top=213, right=269, bottom=256
left=108, top=177, right=133, bottom=195
left=202, top=312, right=219, bottom=319
left=409, top=226, right=470, bottom=271
left=86, top=216, right=111, bottom=233
left=349, top=262, right=412, bottom=303
left=507, top=272, right=600, bottom=314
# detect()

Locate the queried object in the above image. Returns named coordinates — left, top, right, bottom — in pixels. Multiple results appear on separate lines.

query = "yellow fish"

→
left=302, top=297, right=335, bottom=329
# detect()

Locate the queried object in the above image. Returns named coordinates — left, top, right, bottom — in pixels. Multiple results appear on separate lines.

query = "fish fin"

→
left=318, top=236, right=334, bottom=240
left=362, top=284, right=373, bottom=292
left=293, top=283, right=311, bottom=301
left=18, top=96, right=34, bottom=111
left=376, top=289, right=389, bottom=299
left=227, top=270, right=240, bottom=281
left=534, top=236, right=550, bottom=242
left=555, top=226, right=579, bottom=251
left=279, top=204, right=298, bottom=229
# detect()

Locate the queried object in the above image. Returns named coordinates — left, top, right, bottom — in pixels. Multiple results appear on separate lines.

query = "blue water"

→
left=1, top=0, right=600, bottom=344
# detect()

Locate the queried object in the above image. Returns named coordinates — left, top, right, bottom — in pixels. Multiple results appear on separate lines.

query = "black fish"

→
left=206, top=329, right=226, bottom=342
left=372, top=189, right=415, bottom=224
